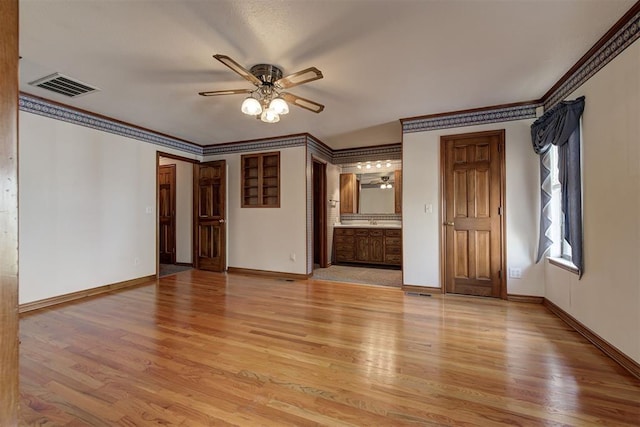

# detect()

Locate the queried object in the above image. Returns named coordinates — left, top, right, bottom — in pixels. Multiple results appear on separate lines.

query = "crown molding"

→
left=19, top=93, right=203, bottom=155
left=542, top=2, right=640, bottom=108
left=332, top=143, right=402, bottom=165
left=202, top=134, right=307, bottom=156
left=401, top=102, right=539, bottom=134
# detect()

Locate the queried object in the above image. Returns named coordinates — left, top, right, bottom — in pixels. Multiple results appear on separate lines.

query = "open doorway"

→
left=312, top=159, right=328, bottom=268
left=157, top=153, right=195, bottom=277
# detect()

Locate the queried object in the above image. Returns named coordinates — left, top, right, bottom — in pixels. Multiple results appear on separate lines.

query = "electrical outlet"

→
left=509, top=267, right=522, bottom=279
left=290, top=253, right=296, bottom=262
left=134, top=257, right=140, bottom=266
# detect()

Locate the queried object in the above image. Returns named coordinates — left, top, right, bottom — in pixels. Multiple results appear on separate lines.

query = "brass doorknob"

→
left=219, top=219, right=225, bottom=224
left=444, top=222, right=454, bottom=226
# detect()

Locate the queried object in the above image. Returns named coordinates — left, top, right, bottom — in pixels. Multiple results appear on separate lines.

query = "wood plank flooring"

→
left=19, top=270, right=640, bottom=426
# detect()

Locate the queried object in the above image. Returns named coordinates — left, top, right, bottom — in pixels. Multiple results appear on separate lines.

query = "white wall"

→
left=545, top=41, right=640, bottom=362
left=402, top=120, right=544, bottom=296
left=159, top=157, right=193, bottom=264
left=19, top=113, right=156, bottom=303
left=205, top=146, right=308, bottom=275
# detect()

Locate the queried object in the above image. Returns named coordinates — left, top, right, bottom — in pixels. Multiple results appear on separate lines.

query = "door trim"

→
left=312, top=158, right=328, bottom=268
left=439, top=129, right=507, bottom=299
left=0, top=0, right=19, bottom=422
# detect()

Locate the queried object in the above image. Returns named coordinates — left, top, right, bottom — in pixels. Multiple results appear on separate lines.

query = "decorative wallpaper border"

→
left=544, top=8, right=640, bottom=109
left=307, top=135, right=333, bottom=163
left=332, top=144, right=402, bottom=165
left=340, top=213, right=401, bottom=222
left=19, top=94, right=203, bottom=155
left=401, top=103, right=539, bottom=134
left=203, top=135, right=307, bottom=156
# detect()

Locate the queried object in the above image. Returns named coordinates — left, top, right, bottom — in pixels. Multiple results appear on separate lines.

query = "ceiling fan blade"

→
left=275, top=67, right=323, bottom=89
left=213, top=54, right=262, bottom=86
left=281, top=92, right=325, bottom=113
left=198, top=89, right=253, bottom=96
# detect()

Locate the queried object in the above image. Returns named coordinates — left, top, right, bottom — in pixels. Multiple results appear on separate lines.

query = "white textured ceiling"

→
left=19, top=0, right=635, bottom=149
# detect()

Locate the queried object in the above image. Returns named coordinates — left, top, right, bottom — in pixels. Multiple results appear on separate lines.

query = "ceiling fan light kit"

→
left=199, top=54, right=324, bottom=124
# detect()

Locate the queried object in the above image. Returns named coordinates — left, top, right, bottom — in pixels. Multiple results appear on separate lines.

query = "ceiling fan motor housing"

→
left=250, top=64, right=283, bottom=85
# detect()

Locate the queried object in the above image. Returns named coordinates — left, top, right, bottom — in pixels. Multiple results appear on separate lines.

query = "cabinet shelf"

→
left=241, top=151, right=280, bottom=208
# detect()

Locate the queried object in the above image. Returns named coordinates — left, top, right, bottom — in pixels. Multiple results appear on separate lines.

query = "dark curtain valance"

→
left=530, top=96, right=585, bottom=277
left=532, top=97, right=585, bottom=154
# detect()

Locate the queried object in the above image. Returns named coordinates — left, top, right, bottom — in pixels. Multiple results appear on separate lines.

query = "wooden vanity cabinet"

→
left=384, top=229, right=402, bottom=265
left=334, top=227, right=401, bottom=266
left=355, top=229, right=384, bottom=263
left=339, top=173, right=358, bottom=214
left=334, top=228, right=355, bottom=262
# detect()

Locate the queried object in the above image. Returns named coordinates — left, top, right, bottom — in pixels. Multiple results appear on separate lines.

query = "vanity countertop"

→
left=334, top=223, right=402, bottom=229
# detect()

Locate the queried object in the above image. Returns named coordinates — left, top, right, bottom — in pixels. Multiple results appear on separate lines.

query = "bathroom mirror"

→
left=340, top=160, right=401, bottom=214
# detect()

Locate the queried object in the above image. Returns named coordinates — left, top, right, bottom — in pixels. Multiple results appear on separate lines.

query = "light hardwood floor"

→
left=19, top=270, right=640, bottom=426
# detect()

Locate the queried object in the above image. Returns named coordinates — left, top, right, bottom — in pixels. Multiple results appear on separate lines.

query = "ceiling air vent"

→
left=28, top=72, right=100, bottom=97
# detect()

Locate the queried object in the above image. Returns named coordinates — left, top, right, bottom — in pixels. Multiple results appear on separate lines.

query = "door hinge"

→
left=498, top=270, right=501, bottom=279
left=498, top=206, right=502, bottom=215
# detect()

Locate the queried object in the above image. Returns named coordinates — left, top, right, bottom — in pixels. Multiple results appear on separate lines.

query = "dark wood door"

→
left=194, top=161, right=226, bottom=272
left=158, top=164, right=176, bottom=264
left=313, top=160, right=328, bottom=267
left=442, top=130, right=505, bottom=298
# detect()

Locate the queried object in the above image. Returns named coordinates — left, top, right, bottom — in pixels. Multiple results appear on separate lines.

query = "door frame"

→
left=439, top=129, right=507, bottom=299
left=156, top=152, right=198, bottom=277
left=312, top=158, right=328, bottom=268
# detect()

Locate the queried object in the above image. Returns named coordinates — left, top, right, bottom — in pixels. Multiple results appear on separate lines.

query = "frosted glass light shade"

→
left=269, top=97, right=289, bottom=115
left=241, top=97, right=262, bottom=115
left=261, top=109, right=280, bottom=123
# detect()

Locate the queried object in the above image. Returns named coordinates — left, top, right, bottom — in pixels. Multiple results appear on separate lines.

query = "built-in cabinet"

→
left=394, top=169, right=402, bottom=214
left=241, top=152, right=280, bottom=208
left=334, top=227, right=402, bottom=266
left=339, top=173, right=358, bottom=214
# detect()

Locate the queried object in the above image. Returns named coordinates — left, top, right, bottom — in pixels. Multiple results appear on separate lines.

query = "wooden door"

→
left=158, top=164, right=176, bottom=264
left=442, top=130, right=505, bottom=298
left=194, top=161, right=226, bottom=272
left=313, top=160, right=328, bottom=268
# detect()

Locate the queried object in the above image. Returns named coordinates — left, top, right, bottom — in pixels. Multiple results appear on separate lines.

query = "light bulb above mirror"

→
left=356, top=160, right=394, bottom=170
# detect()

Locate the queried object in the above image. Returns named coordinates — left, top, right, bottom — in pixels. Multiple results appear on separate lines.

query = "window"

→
left=241, top=152, right=280, bottom=208
left=547, top=121, right=582, bottom=274
left=531, top=96, right=584, bottom=276
left=548, top=146, right=573, bottom=261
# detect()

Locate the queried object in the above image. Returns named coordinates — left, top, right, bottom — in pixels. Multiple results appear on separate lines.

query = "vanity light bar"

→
left=356, top=160, right=393, bottom=169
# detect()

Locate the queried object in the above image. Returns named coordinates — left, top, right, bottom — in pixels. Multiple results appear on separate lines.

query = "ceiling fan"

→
left=199, top=54, right=324, bottom=123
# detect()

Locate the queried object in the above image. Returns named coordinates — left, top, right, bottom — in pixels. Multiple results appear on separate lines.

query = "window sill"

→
left=547, top=257, right=579, bottom=275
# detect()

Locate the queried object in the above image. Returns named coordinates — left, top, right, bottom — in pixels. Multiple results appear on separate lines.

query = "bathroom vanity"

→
left=333, top=225, right=402, bottom=267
